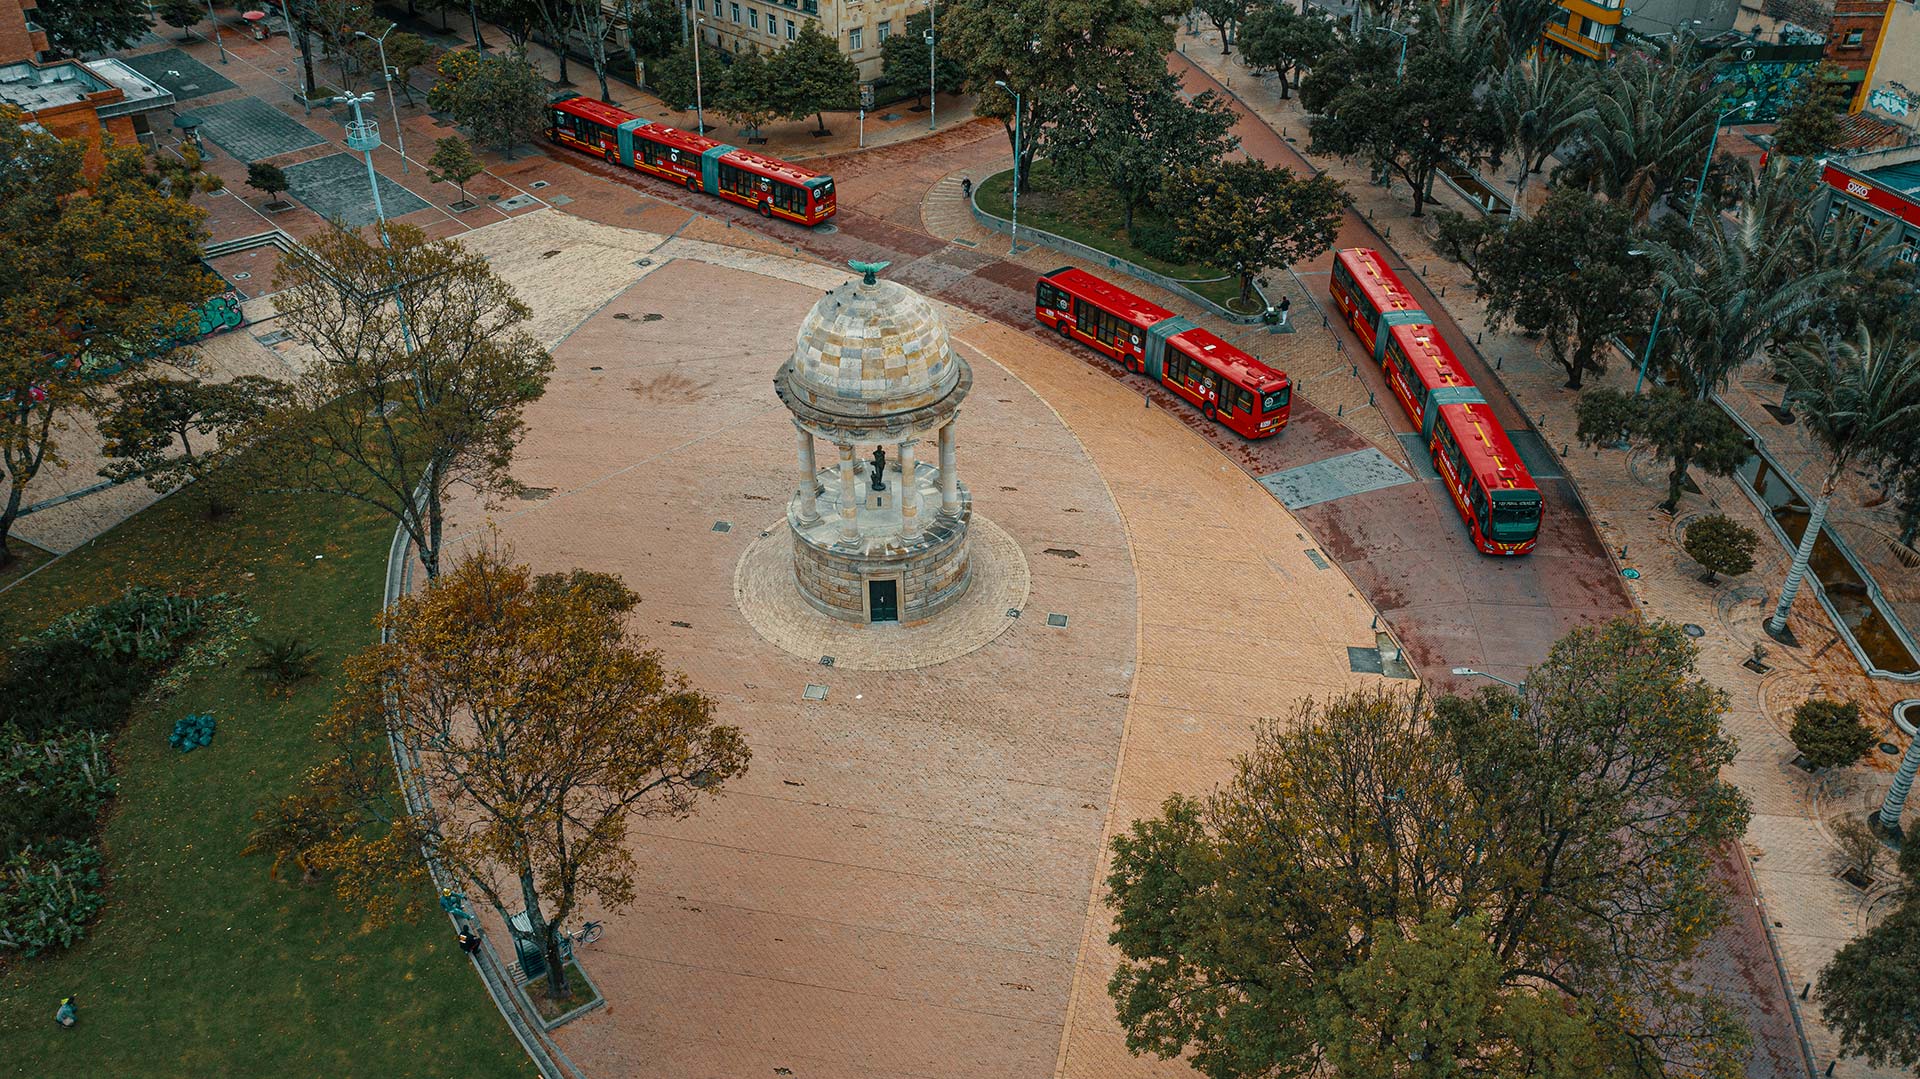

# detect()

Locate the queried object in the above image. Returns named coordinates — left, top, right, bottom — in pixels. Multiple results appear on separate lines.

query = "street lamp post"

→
left=334, top=91, right=415, bottom=351
left=1633, top=99, right=1757, bottom=394
left=1376, top=26, right=1408, bottom=78
left=355, top=24, right=408, bottom=173
left=995, top=80, right=1021, bottom=255
left=692, top=17, right=708, bottom=134
left=925, top=0, right=936, bottom=132
left=205, top=0, right=228, bottom=63
left=1452, top=667, right=1526, bottom=720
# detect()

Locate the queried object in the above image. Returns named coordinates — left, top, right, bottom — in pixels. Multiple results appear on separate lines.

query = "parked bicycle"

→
left=570, top=920, right=604, bottom=947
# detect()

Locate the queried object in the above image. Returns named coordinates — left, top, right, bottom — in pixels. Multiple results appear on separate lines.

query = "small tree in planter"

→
left=246, top=162, right=291, bottom=211
left=1790, top=698, right=1876, bottom=770
left=155, top=0, right=202, bottom=42
left=1683, top=513, right=1760, bottom=584
left=1832, top=815, right=1884, bottom=887
left=427, top=136, right=484, bottom=209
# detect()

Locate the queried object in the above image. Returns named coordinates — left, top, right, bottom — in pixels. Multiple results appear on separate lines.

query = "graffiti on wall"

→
left=1712, top=59, right=1819, bottom=122
left=1870, top=86, right=1914, bottom=117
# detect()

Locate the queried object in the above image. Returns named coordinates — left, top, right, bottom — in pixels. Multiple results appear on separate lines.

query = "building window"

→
left=748, top=7, right=757, bottom=27
left=849, top=26, right=863, bottom=49
left=786, top=18, right=796, bottom=38
left=1589, top=21, right=1614, bottom=43
left=731, top=2, right=741, bottom=20
left=802, top=0, right=817, bottom=14
left=878, top=19, right=890, bottom=41
left=1845, top=28, right=1864, bottom=45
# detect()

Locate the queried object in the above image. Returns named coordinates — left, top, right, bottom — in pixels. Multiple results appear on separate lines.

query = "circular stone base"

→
left=734, top=513, right=1030, bottom=671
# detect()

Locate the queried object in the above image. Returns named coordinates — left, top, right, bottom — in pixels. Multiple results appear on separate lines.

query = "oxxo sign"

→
left=1846, top=179, right=1873, bottom=199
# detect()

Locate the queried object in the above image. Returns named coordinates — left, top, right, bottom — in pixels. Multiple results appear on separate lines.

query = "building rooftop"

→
left=0, top=57, right=172, bottom=116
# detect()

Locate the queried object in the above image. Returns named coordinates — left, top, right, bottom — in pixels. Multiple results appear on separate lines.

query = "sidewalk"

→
left=1177, top=26, right=1910, bottom=1079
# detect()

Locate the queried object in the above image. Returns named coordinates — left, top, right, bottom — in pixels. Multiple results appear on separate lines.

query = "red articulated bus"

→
left=1333, top=249, right=1542, bottom=555
left=547, top=95, right=836, bottom=226
left=1034, top=267, right=1291, bottom=439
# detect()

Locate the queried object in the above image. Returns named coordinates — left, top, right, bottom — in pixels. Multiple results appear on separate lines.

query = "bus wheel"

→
left=603, top=147, right=616, bottom=165
left=687, top=176, right=700, bottom=193
left=759, top=201, right=773, bottom=218
left=1057, top=322, right=1071, bottom=339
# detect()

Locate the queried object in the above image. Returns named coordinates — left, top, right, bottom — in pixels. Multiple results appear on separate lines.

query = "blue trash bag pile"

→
left=169, top=713, right=216, bottom=752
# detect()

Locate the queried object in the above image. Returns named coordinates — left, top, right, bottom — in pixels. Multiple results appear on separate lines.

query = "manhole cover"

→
left=1882, top=742, right=1902, bottom=756
left=498, top=194, right=537, bottom=210
left=1683, top=623, right=1705, bottom=638
left=232, top=271, right=251, bottom=280
left=802, top=684, right=828, bottom=701
left=636, top=258, right=653, bottom=267
left=1622, top=568, right=1641, bottom=579
left=1006, top=608, right=1021, bottom=618
left=1047, top=613, right=1068, bottom=628
left=819, top=656, right=835, bottom=667
left=529, top=180, right=550, bottom=189
left=712, top=521, right=732, bottom=532
left=814, top=223, right=838, bottom=234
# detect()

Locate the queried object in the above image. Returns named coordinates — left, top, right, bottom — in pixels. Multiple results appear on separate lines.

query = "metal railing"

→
left=966, top=183, right=1273, bottom=325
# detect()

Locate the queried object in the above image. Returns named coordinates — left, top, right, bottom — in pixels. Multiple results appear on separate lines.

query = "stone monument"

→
left=773, top=260, right=974, bottom=623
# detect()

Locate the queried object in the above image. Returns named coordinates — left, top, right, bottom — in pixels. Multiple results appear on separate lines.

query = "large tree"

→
left=1770, top=65, right=1850, bottom=159
left=1162, top=160, right=1347, bottom=309
left=1577, top=386, right=1749, bottom=513
left=717, top=45, right=778, bottom=137
left=0, top=112, right=219, bottom=566
left=880, top=9, right=967, bottom=109
left=939, top=0, right=1186, bottom=191
left=1105, top=618, right=1751, bottom=1079
left=773, top=23, right=860, bottom=135
left=33, top=0, right=154, bottom=57
left=1195, top=0, right=1249, bottom=54
left=427, top=48, right=550, bottom=159
left=1490, top=56, right=1593, bottom=206
left=96, top=375, right=293, bottom=518
left=1049, top=71, right=1239, bottom=231
left=1303, top=4, right=1503, bottom=217
left=324, top=549, right=747, bottom=997
left=1437, top=187, right=1649, bottom=388
left=1766, top=326, right=1920, bottom=638
left=1238, top=2, right=1337, bottom=101
left=246, top=223, right=553, bottom=580
left=1819, top=844, right=1920, bottom=1070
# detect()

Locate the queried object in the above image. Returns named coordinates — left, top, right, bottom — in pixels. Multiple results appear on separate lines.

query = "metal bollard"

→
left=1496, top=356, right=1503, bottom=370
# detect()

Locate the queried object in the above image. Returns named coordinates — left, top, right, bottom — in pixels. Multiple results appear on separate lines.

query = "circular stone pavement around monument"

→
left=734, top=512, right=1031, bottom=670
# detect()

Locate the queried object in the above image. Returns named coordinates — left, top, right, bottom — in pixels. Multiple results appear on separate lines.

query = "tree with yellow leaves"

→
left=249, top=547, right=749, bottom=1000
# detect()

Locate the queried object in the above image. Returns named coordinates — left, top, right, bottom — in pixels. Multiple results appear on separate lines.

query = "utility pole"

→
left=926, top=0, right=936, bottom=131
left=356, top=24, right=408, bottom=173
left=205, top=0, right=228, bottom=63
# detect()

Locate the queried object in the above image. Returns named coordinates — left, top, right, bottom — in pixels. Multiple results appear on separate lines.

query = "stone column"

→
left=795, top=425, right=820, bottom=524
left=837, top=442, right=859, bottom=542
left=938, top=421, right=961, bottom=517
left=898, top=440, right=920, bottom=539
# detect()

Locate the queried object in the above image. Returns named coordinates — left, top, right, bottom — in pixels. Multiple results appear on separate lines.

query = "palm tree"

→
left=1646, top=161, right=1840, bottom=403
left=1567, top=47, right=1722, bottom=222
left=1766, top=326, right=1920, bottom=639
left=1491, top=56, right=1593, bottom=208
left=1491, top=0, right=1563, bottom=68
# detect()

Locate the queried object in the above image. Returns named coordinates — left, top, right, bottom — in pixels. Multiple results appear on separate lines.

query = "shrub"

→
left=1790, top=698, right=1876, bottom=770
left=1683, top=513, right=1761, bottom=583
left=1129, top=217, right=1187, bottom=263
left=0, top=734, right=116, bottom=859
left=0, top=840, right=105, bottom=957
left=247, top=634, right=320, bottom=694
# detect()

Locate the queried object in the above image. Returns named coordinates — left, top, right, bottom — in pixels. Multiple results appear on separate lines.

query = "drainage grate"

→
left=254, top=329, right=293, bottom=345
left=802, top=684, right=828, bottom=701
left=529, top=180, right=550, bottom=189
left=670, top=620, right=692, bottom=628
left=1047, top=613, right=1068, bottom=628
left=1883, top=742, right=1902, bottom=755
left=1304, top=549, right=1329, bottom=570
left=712, top=521, right=732, bottom=532
left=819, top=656, right=835, bottom=667
left=952, top=237, right=977, bottom=247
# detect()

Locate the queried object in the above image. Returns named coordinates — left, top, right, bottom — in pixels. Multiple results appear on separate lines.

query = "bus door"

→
left=1196, top=365, right=1220, bottom=408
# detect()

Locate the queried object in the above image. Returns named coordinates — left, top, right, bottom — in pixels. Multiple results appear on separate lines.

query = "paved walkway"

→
left=1175, top=27, right=1908, bottom=1078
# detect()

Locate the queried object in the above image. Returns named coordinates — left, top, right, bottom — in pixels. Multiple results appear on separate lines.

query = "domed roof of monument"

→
left=788, top=262, right=962, bottom=419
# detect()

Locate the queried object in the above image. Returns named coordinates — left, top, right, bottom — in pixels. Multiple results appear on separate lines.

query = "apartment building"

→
left=693, top=0, right=924, bottom=83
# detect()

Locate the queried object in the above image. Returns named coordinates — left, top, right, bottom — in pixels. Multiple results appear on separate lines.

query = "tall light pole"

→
left=1452, top=667, right=1525, bottom=719
left=1375, top=25, right=1408, bottom=78
left=692, top=16, right=708, bottom=134
left=355, top=24, right=408, bottom=173
left=335, top=91, right=415, bottom=351
left=1633, top=99, right=1757, bottom=394
left=205, top=0, right=228, bottom=63
left=925, top=0, right=936, bottom=132
left=995, top=79, right=1021, bottom=255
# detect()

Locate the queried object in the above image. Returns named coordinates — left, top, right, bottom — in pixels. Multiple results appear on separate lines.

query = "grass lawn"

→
left=0, top=484, right=527, bottom=1077
left=0, top=537, right=54, bottom=590
left=975, top=163, right=1253, bottom=312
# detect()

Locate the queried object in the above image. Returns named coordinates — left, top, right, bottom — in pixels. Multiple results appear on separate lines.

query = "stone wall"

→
left=792, top=511, right=973, bottom=624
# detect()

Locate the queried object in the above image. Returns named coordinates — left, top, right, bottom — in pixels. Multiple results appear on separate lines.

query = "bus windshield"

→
left=1490, top=496, right=1542, bottom=539
left=1262, top=387, right=1289, bottom=414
